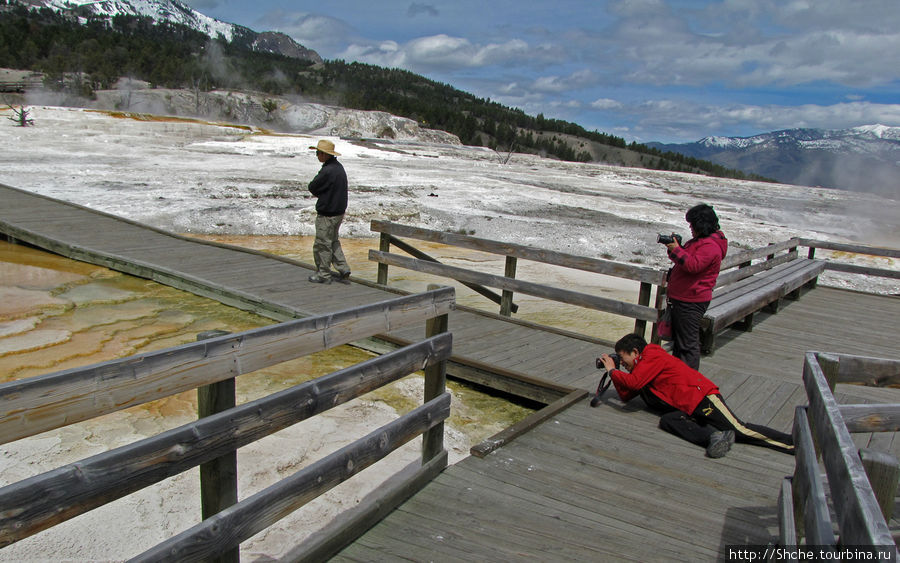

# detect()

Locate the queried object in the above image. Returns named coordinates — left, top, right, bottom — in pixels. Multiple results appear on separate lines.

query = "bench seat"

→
left=700, top=258, right=825, bottom=354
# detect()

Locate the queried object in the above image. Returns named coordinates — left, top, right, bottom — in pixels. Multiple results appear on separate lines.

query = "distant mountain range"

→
left=20, top=0, right=322, bottom=63
left=649, top=125, right=900, bottom=197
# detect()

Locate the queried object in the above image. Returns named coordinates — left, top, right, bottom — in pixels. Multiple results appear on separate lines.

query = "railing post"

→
left=634, top=282, right=652, bottom=338
left=377, top=232, right=391, bottom=285
left=500, top=256, right=517, bottom=316
left=650, top=285, right=666, bottom=344
left=196, top=330, right=239, bottom=563
left=422, top=285, right=449, bottom=463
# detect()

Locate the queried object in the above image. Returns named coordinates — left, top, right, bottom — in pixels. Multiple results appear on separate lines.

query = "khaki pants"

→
left=313, top=214, right=349, bottom=278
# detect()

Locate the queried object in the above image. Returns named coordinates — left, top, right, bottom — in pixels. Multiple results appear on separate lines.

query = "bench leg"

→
left=765, top=298, right=783, bottom=314
left=736, top=312, right=755, bottom=331
left=805, top=276, right=819, bottom=289
left=787, top=287, right=801, bottom=300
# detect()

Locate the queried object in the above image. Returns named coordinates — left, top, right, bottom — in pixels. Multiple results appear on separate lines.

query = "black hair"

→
left=685, top=204, right=720, bottom=237
left=614, top=333, right=647, bottom=354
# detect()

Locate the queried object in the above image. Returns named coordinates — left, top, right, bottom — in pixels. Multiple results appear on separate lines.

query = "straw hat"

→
left=309, top=139, right=340, bottom=156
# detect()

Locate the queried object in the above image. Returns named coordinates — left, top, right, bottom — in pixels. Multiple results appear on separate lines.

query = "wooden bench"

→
left=699, top=239, right=825, bottom=354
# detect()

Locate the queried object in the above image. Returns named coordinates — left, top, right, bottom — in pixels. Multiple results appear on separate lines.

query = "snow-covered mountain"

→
left=650, top=125, right=900, bottom=197
left=17, top=0, right=322, bottom=63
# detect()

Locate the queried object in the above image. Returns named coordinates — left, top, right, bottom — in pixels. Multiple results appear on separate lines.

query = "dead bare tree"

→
left=493, top=142, right=516, bottom=165
left=7, top=106, right=34, bottom=127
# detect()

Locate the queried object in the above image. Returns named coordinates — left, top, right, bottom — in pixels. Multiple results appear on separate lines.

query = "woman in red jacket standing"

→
left=664, top=204, right=727, bottom=369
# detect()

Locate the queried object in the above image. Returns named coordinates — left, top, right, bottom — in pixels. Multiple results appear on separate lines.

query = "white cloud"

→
left=601, top=1, right=900, bottom=89
left=531, top=69, right=596, bottom=93
left=591, top=98, right=624, bottom=111
left=341, top=34, right=540, bottom=71
left=254, top=11, right=355, bottom=54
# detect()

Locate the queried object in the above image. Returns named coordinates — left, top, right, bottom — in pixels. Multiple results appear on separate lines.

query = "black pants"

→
left=659, top=394, right=794, bottom=454
left=670, top=299, right=709, bottom=370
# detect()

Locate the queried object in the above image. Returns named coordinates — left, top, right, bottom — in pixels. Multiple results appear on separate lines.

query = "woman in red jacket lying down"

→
left=599, top=333, right=794, bottom=458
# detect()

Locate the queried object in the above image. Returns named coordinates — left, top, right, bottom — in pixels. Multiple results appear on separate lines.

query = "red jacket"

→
left=667, top=231, right=727, bottom=302
left=609, top=344, right=719, bottom=414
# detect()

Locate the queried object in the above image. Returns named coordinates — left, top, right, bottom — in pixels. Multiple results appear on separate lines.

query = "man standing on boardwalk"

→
left=307, top=139, right=350, bottom=285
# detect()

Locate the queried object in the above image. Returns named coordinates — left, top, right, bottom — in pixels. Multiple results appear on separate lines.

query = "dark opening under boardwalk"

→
left=2, top=184, right=899, bottom=561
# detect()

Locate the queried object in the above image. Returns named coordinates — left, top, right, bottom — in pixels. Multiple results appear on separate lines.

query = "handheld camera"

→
left=657, top=233, right=683, bottom=245
left=590, top=353, right=620, bottom=407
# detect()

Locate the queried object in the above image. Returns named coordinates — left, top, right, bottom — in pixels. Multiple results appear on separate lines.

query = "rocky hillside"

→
left=13, top=0, right=322, bottom=63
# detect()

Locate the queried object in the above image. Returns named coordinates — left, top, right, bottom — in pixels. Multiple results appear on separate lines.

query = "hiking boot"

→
left=308, top=274, right=332, bottom=284
left=332, top=270, right=351, bottom=284
left=706, top=430, right=735, bottom=458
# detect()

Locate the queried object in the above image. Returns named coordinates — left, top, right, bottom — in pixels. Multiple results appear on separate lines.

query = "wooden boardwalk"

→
left=2, top=183, right=899, bottom=561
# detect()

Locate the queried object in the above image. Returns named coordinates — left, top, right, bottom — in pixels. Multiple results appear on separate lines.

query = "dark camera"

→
left=596, top=353, right=620, bottom=371
left=657, top=233, right=683, bottom=245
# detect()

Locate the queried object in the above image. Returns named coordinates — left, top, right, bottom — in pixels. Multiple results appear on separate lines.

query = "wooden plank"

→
left=457, top=441, right=775, bottom=551
left=778, top=477, right=798, bottom=547
left=834, top=354, right=900, bottom=386
left=289, top=451, right=449, bottom=563
left=715, top=250, right=798, bottom=287
left=0, top=288, right=455, bottom=445
left=371, top=220, right=666, bottom=285
left=369, top=250, right=660, bottom=322
left=859, top=449, right=900, bottom=521
left=129, top=393, right=451, bottom=563
left=720, top=239, right=800, bottom=270
left=839, top=405, right=900, bottom=433
left=404, top=469, right=705, bottom=561
left=387, top=234, right=517, bottom=313
left=824, top=262, right=900, bottom=280
left=537, top=409, right=791, bottom=495
left=466, top=329, right=570, bottom=364
left=470, top=389, right=588, bottom=457
left=791, top=406, right=836, bottom=546
left=798, top=238, right=900, bottom=259
left=0, top=338, right=452, bottom=548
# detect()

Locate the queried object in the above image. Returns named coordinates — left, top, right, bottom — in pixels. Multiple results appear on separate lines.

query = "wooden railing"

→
left=0, top=288, right=455, bottom=562
left=800, top=239, right=900, bottom=280
left=780, top=352, right=900, bottom=556
left=369, top=226, right=898, bottom=348
left=715, top=238, right=802, bottom=287
left=0, top=81, right=26, bottom=93
left=370, top=220, right=666, bottom=339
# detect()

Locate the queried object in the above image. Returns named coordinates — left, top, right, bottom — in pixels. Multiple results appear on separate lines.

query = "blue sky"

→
left=184, top=0, right=900, bottom=143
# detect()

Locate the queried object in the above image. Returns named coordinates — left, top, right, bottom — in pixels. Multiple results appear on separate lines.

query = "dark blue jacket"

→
left=308, top=157, right=348, bottom=216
